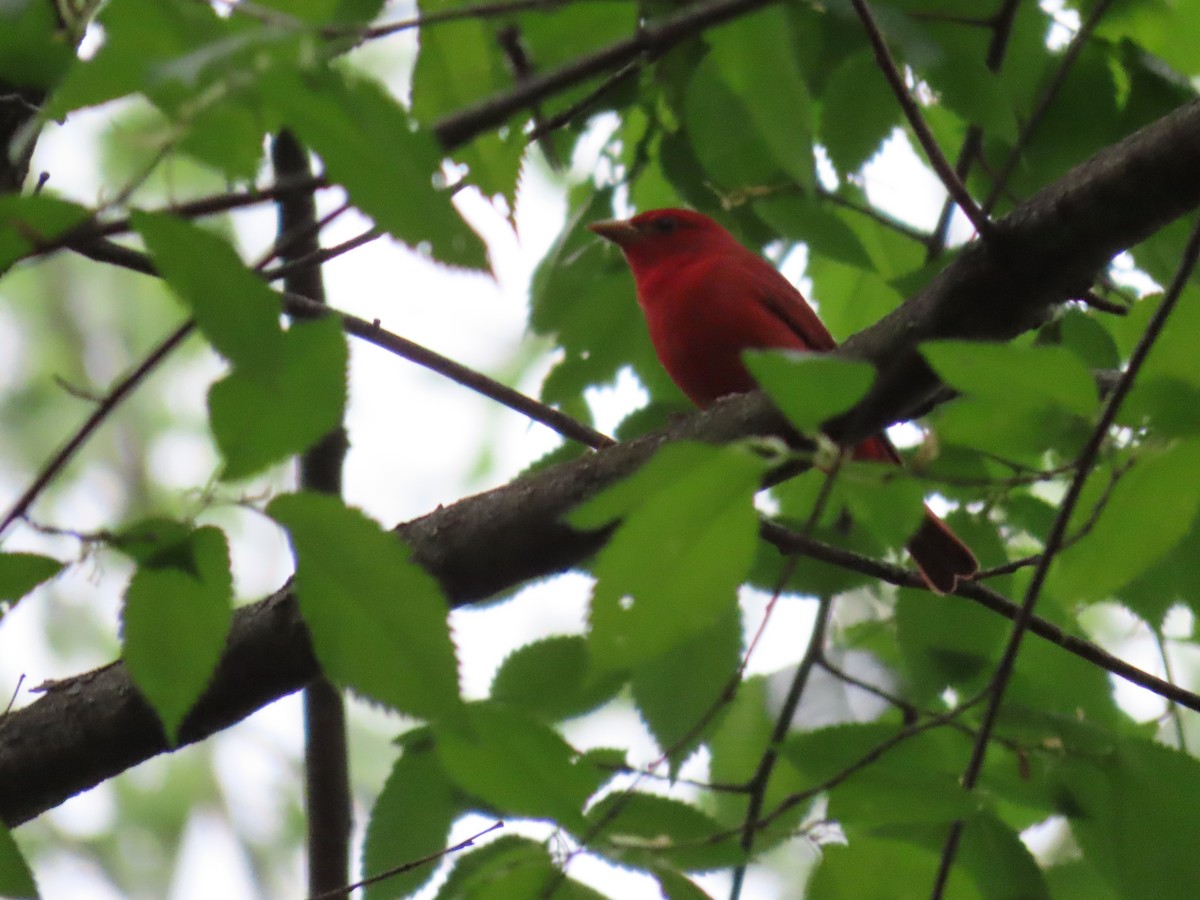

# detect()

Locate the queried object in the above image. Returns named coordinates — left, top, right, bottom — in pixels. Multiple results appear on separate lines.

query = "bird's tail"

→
left=907, top=508, right=979, bottom=594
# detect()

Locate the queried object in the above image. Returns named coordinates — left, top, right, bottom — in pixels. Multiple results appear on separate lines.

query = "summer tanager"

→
left=589, top=207, right=977, bottom=593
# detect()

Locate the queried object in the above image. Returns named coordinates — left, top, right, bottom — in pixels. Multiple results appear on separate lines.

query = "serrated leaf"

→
left=922, top=340, right=1098, bottom=417
left=571, top=443, right=764, bottom=671
left=958, top=810, right=1050, bottom=900
left=782, top=722, right=974, bottom=827
left=585, top=793, right=745, bottom=873
left=490, top=636, right=622, bottom=722
left=809, top=837, right=981, bottom=899
left=685, top=56, right=785, bottom=192
left=269, top=492, right=462, bottom=722
left=0, top=825, right=36, bottom=900
left=411, top=17, right=522, bottom=204
left=630, top=608, right=740, bottom=770
left=208, top=316, right=347, bottom=480
left=0, top=195, right=91, bottom=274
left=654, top=867, right=714, bottom=900
left=1048, top=440, right=1200, bottom=603
left=708, top=677, right=807, bottom=845
left=434, top=703, right=599, bottom=830
left=363, top=736, right=459, bottom=900
left=134, top=211, right=283, bottom=373
left=820, top=51, right=899, bottom=174
left=121, top=525, right=233, bottom=741
left=753, top=195, right=874, bottom=270
left=927, top=53, right=1018, bottom=142
left=839, top=463, right=927, bottom=551
left=259, top=65, right=487, bottom=270
left=895, top=589, right=1005, bottom=700
left=435, top=836, right=556, bottom=900
left=709, top=7, right=815, bottom=189
left=743, top=352, right=875, bottom=432
left=1054, top=737, right=1200, bottom=900
left=0, top=552, right=64, bottom=608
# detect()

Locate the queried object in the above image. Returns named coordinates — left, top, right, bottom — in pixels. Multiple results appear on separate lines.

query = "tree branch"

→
left=4, top=98, right=1200, bottom=828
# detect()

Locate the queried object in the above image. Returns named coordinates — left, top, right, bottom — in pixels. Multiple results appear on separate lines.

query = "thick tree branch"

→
left=3, top=100, right=1200, bottom=828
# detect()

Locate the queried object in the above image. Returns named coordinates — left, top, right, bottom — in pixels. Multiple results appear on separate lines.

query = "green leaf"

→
left=926, top=53, right=1018, bottom=142
left=134, top=212, right=283, bottom=371
left=435, top=836, right=604, bottom=900
left=0, top=0, right=75, bottom=88
left=654, top=868, right=715, bottom=900
left=362, top=735, right=459, bottom=900
left=269, top=492, right=462, bottom=722
left=0, top=195, right=91, bottom=274
left=782, top=722, right=974, bottom=828
left=806, top=257, right=905, bottom=341
left=585, top=793, right=745, bottom=873
left=0, top=552, right=64, bottom=607
left=630, top=608, right=741, bottom=769
left=121, top=525, right=233, bottom=741
left=530, top=189, right=677, bottom=410
left=922, top=340, right=1098, bottom=417
left=47, top=0, right=229, bottom=115
left=253, top=0, right=384, bottom=25
left=572, top=443, right=764, bottom=671
left=259, top=65, right=487, bottom=270
left=1097, top=0, right=1200, bottom=78
left=709, top=7, right=815, bottom=189
left=753, top=194, right=874, bottom=270
left=410, top=17, right=522, bottom=204
left=1048, top=439, right=1200, bottom=603
left=838, top=464, right=926, bottom=551
left=685, top=56, right=786, bottom=193
left=208, top=315, right=347, bottom=480
left=490, top=636, right=623, bottom=721
left=958, top=810, right=1050, bottom=900
left=434, top=703, right=599, bottom=830
left=1057, top=307, right=1120, bottom=370
left=895, top=589, right=1006, bottom=701
left=0, top=825, right=36, bottom=900
left=1054, top=737, right=1200, bottom=900
left=809, top=837, right=981, bottom=899
left=743, top=352, right=875, bottom=431
left=708, top=677, right=807, bottom=845
left=1122, top=377, right=1200, bottom=437
left=820, top=51, right=899, bottom=174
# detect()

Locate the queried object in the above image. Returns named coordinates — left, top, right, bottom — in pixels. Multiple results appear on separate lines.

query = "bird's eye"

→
left=652, top=216, right=678, bottom=234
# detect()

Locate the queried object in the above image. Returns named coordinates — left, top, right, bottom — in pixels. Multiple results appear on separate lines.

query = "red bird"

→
left=589, top=208, right=977, bottom=593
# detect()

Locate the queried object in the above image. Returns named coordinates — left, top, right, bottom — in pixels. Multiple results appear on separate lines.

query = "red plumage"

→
left=589, top=208, right=977, bottom=593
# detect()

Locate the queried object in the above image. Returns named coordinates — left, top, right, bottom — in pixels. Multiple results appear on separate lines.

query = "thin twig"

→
left=261, top=226, right=383, bottom=284
left=728, top=453, right=845, bottom=900
left=732, top=691, right=988, bottom=839
left=757, top=520, right=1200, bottom=714
left=0, top=322, right=196, bottom=539
left=281, top=292, right=613, bottom=450
left=432, top=0, right=779, bottom=150
left=815, top=185, right=931, bottom=244
left=931, top=214, right=1200, bottom=896
left=308, top=821, right=504, bottom=900
left=982, top=0, right=1115, bottom=214
left=1154, top=630, right=1188, bottom=752
left=926, top=0, right=1020, bottom=259
left=848, top=0, right=992, bottom=240
left=354, top=0, right=579, bottom=41
left=526, top=58, right=643, bottom=143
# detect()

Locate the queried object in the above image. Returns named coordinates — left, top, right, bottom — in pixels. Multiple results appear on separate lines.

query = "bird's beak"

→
left=587, top=218, right=639, bottom=246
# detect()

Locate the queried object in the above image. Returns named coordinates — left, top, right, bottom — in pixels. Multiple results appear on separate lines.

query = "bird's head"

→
left=588, top=208, right=735, bottom=277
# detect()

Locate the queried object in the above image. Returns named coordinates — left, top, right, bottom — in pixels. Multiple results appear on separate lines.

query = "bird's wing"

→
left=734, top=253, right=840, bottom=353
